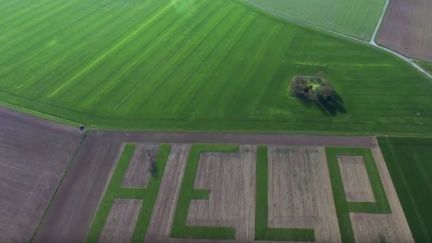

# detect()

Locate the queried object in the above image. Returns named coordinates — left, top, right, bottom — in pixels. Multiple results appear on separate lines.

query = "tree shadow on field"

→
left=316, top=92, right=346, bottom=116
left=297, top=91, right=346, bottom=116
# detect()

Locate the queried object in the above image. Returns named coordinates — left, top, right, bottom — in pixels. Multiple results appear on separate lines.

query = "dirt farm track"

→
left=0, top=107, right=414, bottom=242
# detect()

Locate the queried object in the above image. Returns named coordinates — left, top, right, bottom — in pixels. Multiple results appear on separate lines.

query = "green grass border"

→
left=85, top=143, right=171, bottom=243
left=325, top=147, right=391, bottom=242
left=255, top=145, right=315, bottom=241
left=378, top=137, right=432, bottom=242
left=170, top=144, right=238, bottom=240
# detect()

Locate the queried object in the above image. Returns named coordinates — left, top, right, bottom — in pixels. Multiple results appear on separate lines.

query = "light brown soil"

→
left=377, top=0, right=432, bottom=61
left=99, top=199, right=142, bottom=243
left=0, top=107, right=82, bottom=243
left=338, top=155, right=375, bottom=202
left=268, top=145, right=341, bottom=242
left=187, top=146, right=256, bottom=241
left=145, top=144, right=191, bottom=242
left=122, top=143, right=159, bottom=188
left=350, top=144, right=414, bottom=242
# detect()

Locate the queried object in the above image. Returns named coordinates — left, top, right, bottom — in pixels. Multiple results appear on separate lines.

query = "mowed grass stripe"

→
left=47, top=0, right=178, bottom=98
left=0, top=0, right=69, bottom=30
left=87, top=0, right=226, bottom=111
left=5, top=1, right=168, bottom=92
left=0, top=2, right=116, bottom=77
left=0, top=0, right=84, bottom=51
left=134, top=6, right=248, bottom=111
left=63, top=0, right=213, bottom=107
left=162, top=12, right=258, bottom=112
left=217, top=25, right=288, bottom=118
left=187, top=16, right=272, bottom=118
left=59, top=7, right=183, bottom=104
left=170, top=15, right=260, bottom=115
left=191, top=20, right=289, bottom=118
left=122, top=4, right=238, bottom=109
left=33, top=1, right=169, bottom=95
left=78, top=0, right=216, bottom=109
left=234, top=32, right=295, bottom=116
left=107, top=3, right=238, bottom=111
left=0, top=0, right=149, bottom=79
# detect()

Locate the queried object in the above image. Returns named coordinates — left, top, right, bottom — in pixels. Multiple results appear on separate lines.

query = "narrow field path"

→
left=99, top=130, right=376, bottom=147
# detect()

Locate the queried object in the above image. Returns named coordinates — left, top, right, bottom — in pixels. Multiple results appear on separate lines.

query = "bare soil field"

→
left=187, top=146, right=256, bottom=241
left=338, top=155, right=375, bottom=202
left=349, top=146, right=414, bottom=242
left=146, top=144, right=191, bottom=242
left=0, top=107, right=82, bottom=242
left=0, top=108, right=405, bottom=243
left=33, top=132, right=125, bottom=243
left=99, top=199, right=143, bottom=243
left=268, top=145, right=341, bottom=242
left=376, top=0, right=432, bottom=61
left=122, top=143, right=159, bottom=188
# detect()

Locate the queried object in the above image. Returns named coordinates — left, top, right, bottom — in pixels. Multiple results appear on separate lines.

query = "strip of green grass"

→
left=255, top=146, right=315, bottom=241
left=378, top=137, right=432, bottom=242
left=325, top=147, right=391, bottom=242
left=86, top=143, right=170, bottom=243
left=1, top=0, right=432, bottom=135
left=171, top=144, right=238, bottom=240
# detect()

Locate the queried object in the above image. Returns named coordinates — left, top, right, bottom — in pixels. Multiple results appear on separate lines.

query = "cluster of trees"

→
left=290, top=74, right=345, bottom=115
left=291, top=74, right=335, bottom=101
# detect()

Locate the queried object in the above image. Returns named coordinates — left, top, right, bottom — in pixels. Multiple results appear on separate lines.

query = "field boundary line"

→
left=29, top=131, right=88, bottom=243
left=239, top=0, right=432, bottom=81
left=47, top=0, right=179, bottom=98
left=0, top=100, right=81, bottom=128
left=370, top=0, right=390, bottom=45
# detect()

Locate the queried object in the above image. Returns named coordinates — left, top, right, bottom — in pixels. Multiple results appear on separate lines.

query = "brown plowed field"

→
left=146, top=144, right=190, bottom=242
left=348, top=146, right=414, bottom=243
left=377, top=0, right=432, bottom=61
left=32, top=132, right=125, bottom=243
left=99, top=199, right=143, bottom=243
left=338, top=155, right=375, bottom=202
left=2, top=107, right=414, bottom=242
left=268, top=146, right=341, bottom=242
left=122, top=143, right=159, bottom=188
left=0, top=107, right=82, bottom=242
left=187, top=146, right=256, bottom=241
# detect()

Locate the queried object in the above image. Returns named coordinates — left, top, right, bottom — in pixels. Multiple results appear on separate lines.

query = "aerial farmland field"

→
left=0, top=0, right=432, bottom=135
left=376, top=0, right=432, bottom=61
left=379, top=137, right=432, bottom=242
left=24, top=120, right=411, bottom=242
left=1, top=0, right=432, bottom=242
left=243, top=0, right=387, bottom=40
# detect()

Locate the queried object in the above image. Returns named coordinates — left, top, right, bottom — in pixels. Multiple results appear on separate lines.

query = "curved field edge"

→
left=1, top=0, right=432, bottom=136
left=414, top=60, right=432, bottom=75
left=239, top=0, right=386, bottom=41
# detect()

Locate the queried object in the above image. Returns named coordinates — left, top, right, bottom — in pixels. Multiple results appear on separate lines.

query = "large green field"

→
left=378, top=137, right=432, bottom=242
left=1, top=0, right=432, bottom=135
left=243, top=0, right=386, bottom=40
